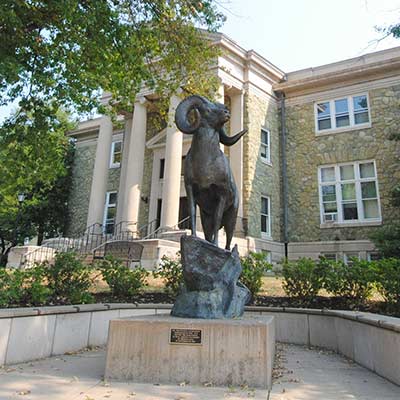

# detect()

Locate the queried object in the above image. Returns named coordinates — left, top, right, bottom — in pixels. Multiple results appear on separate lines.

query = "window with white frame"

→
left=260, top=128, right=270, bottom=163
left=103, top=191, right=117, bottom=234
left=261, top=250, right=272, bottom=264
left=110, top=140, right=122, bottom=168
left=315, top=94, right=370, bottom=133
left=343, top=252, right=360, bottom=265
left=261, top=196, right=271, bottom=237
left=319, top=161, right=381, bottom=224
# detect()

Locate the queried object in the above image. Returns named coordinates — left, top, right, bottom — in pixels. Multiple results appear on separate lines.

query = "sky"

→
left=1, top=0, right=400, bottom=122
left=218, top=0, right=400, bottom=72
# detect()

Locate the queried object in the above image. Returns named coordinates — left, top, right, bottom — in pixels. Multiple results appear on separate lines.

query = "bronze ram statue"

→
left=175, top=95, right=247, bottom=250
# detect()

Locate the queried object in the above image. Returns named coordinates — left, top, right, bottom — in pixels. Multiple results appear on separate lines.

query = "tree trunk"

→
left=37, top=225, right=44, bottom=246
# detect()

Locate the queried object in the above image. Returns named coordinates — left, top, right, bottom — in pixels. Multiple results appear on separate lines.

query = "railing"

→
left=112, top=221, right=138, bottom=240
left=19, top=214, right=245, bottom=268
left=22, top=222, right=108, bottom=268
left=143, top=216, right=191, bottom=240
left=21, top=219, right=160, bottom=267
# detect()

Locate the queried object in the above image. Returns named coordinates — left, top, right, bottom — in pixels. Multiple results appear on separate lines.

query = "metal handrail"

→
left=143, top=216, right=190, bottom=240
left=113, top=220, right=138, bottom=237
left=19, top=215, right=201, bottom=267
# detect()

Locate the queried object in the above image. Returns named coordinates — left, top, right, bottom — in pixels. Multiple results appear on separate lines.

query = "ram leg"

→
left=200, top=210, right=214, bottom=243
left=213, top=197, right=226, bottom=246
left=223, top=205, right=238, bottom=251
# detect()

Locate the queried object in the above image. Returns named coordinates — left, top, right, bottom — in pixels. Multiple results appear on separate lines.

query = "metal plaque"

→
left=169, top=328, right=202, bottom=345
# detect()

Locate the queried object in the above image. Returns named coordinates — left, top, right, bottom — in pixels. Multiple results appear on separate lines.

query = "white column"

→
left=115, top=117, right=132, bottom=225
left=122, top=100, right=147, bottom=231
left=230, top=91, right=244, bottom=219
left=160, top=95, right=183, bottom=229
left=87, top=116, right=114, bottom=229
left=216, top=83, right=225, bottom=152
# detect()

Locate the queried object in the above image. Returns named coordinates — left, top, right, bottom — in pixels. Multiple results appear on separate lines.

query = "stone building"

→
left=67, top=33, right=400, bottom=267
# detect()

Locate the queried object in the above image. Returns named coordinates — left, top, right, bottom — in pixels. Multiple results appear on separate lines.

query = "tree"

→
left=24, top=141, right=75, bottom=245
left=377, top=21, right=400, bottom=43
left=0, top=106, right=75, bottom=265
left=0, top=1, right=225, bottom=264
left=369, top=103, right=400, bottom=257
left=0, top=1, right=225, bottom=122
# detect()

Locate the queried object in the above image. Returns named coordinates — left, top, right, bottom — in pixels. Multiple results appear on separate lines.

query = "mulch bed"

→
left=92, top=292, right=399, bottom=318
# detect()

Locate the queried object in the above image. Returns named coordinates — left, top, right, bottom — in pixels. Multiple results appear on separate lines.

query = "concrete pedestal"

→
left=105, top=315, right=275, bottom=388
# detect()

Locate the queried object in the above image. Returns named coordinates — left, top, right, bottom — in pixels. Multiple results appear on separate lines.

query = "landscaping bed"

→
left=91, top=291, right=398, bottom=317
left=1, top=252, right=399, bottom=318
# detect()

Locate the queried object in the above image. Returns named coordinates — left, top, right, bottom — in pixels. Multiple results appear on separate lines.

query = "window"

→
left=159, top=157, right=185, bottom=179
left=110, top=140, right=122, bottom=168
left=181, top=156, right=186, bottom=176
left=261, top=196, right=271, bottom=237
left=320, top=253, right=337, bottom=262
left=343, top=252, right=360, bottom=266
left=315, top=94, right=370, bottom=133
left=103, top=192, right=117, bottom=234
left=319, top=161, right=381, bottom=224
left=261, top=250, right=272, bottom=264
left=159, top=158, right=165, bottom=179
left=367, top=252, right=381, bottom=261
left=260, top=128, right=271, bottom=163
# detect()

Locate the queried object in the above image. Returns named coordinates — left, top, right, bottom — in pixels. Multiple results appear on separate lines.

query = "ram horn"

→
left=219, top=128, right=248, bottom=146
left=174, top=95, right=206, bottom=134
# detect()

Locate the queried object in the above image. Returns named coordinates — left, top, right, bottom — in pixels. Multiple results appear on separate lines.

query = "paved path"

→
left=0, top=343, right=399, bottom=400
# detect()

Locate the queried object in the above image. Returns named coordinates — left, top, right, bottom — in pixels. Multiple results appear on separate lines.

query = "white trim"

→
left=260, top=128, right=271, bottom=164
left=318, top=160, right=382, bottom=226
left=283, top=75, right=400, bottom=107
left=109, top=140, right=122, bottom=168
left=261, top=195, right=271, bottom=239
left=314, top=93, right=371, bottom=135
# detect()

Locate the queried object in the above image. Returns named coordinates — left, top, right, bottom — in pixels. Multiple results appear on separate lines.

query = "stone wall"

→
left=67, top=142, right=96, bottom=236
left=285, top=85, right=400, bottom=242
left=243, top=93, right=282, bottom=241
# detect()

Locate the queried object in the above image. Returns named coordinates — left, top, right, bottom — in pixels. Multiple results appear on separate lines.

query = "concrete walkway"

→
left=0, top=344, right=399, bottom=400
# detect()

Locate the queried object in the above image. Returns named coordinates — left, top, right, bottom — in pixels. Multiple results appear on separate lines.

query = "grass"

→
left=91, top=271, right=386, bottom=302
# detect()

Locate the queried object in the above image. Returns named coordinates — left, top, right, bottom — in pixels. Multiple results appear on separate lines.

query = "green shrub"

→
left=370, top=225, right=400, bottom=258
left=281, top=258, right=323, bottom=301
left=374, top=258, right=400, bottom=306
left=240, top=252, right=271, bottom=299
left=0, top=268, right=24, bottom=307
left=98, top=257, right=148, bottom=298
left=322, top=258, right=374, bottom=304
left=0, top=266, right=52, bottom=307
left=42, top=252, right=94, bottom=304
left=21, top=265, right=52, bottom=306
left=154, top=253, right=183, bottom=296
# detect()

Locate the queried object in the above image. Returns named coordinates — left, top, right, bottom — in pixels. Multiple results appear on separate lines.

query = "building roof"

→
left=274, top=46, right=400, bottom=94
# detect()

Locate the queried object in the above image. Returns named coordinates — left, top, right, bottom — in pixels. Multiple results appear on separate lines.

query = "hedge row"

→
left=0, top=253, right=148, bottom=307
left=281, top=257, right=400, bottom=307
left=154, top=251, right=272, bottom=299
left=0, top=251, right=271, bottom=307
